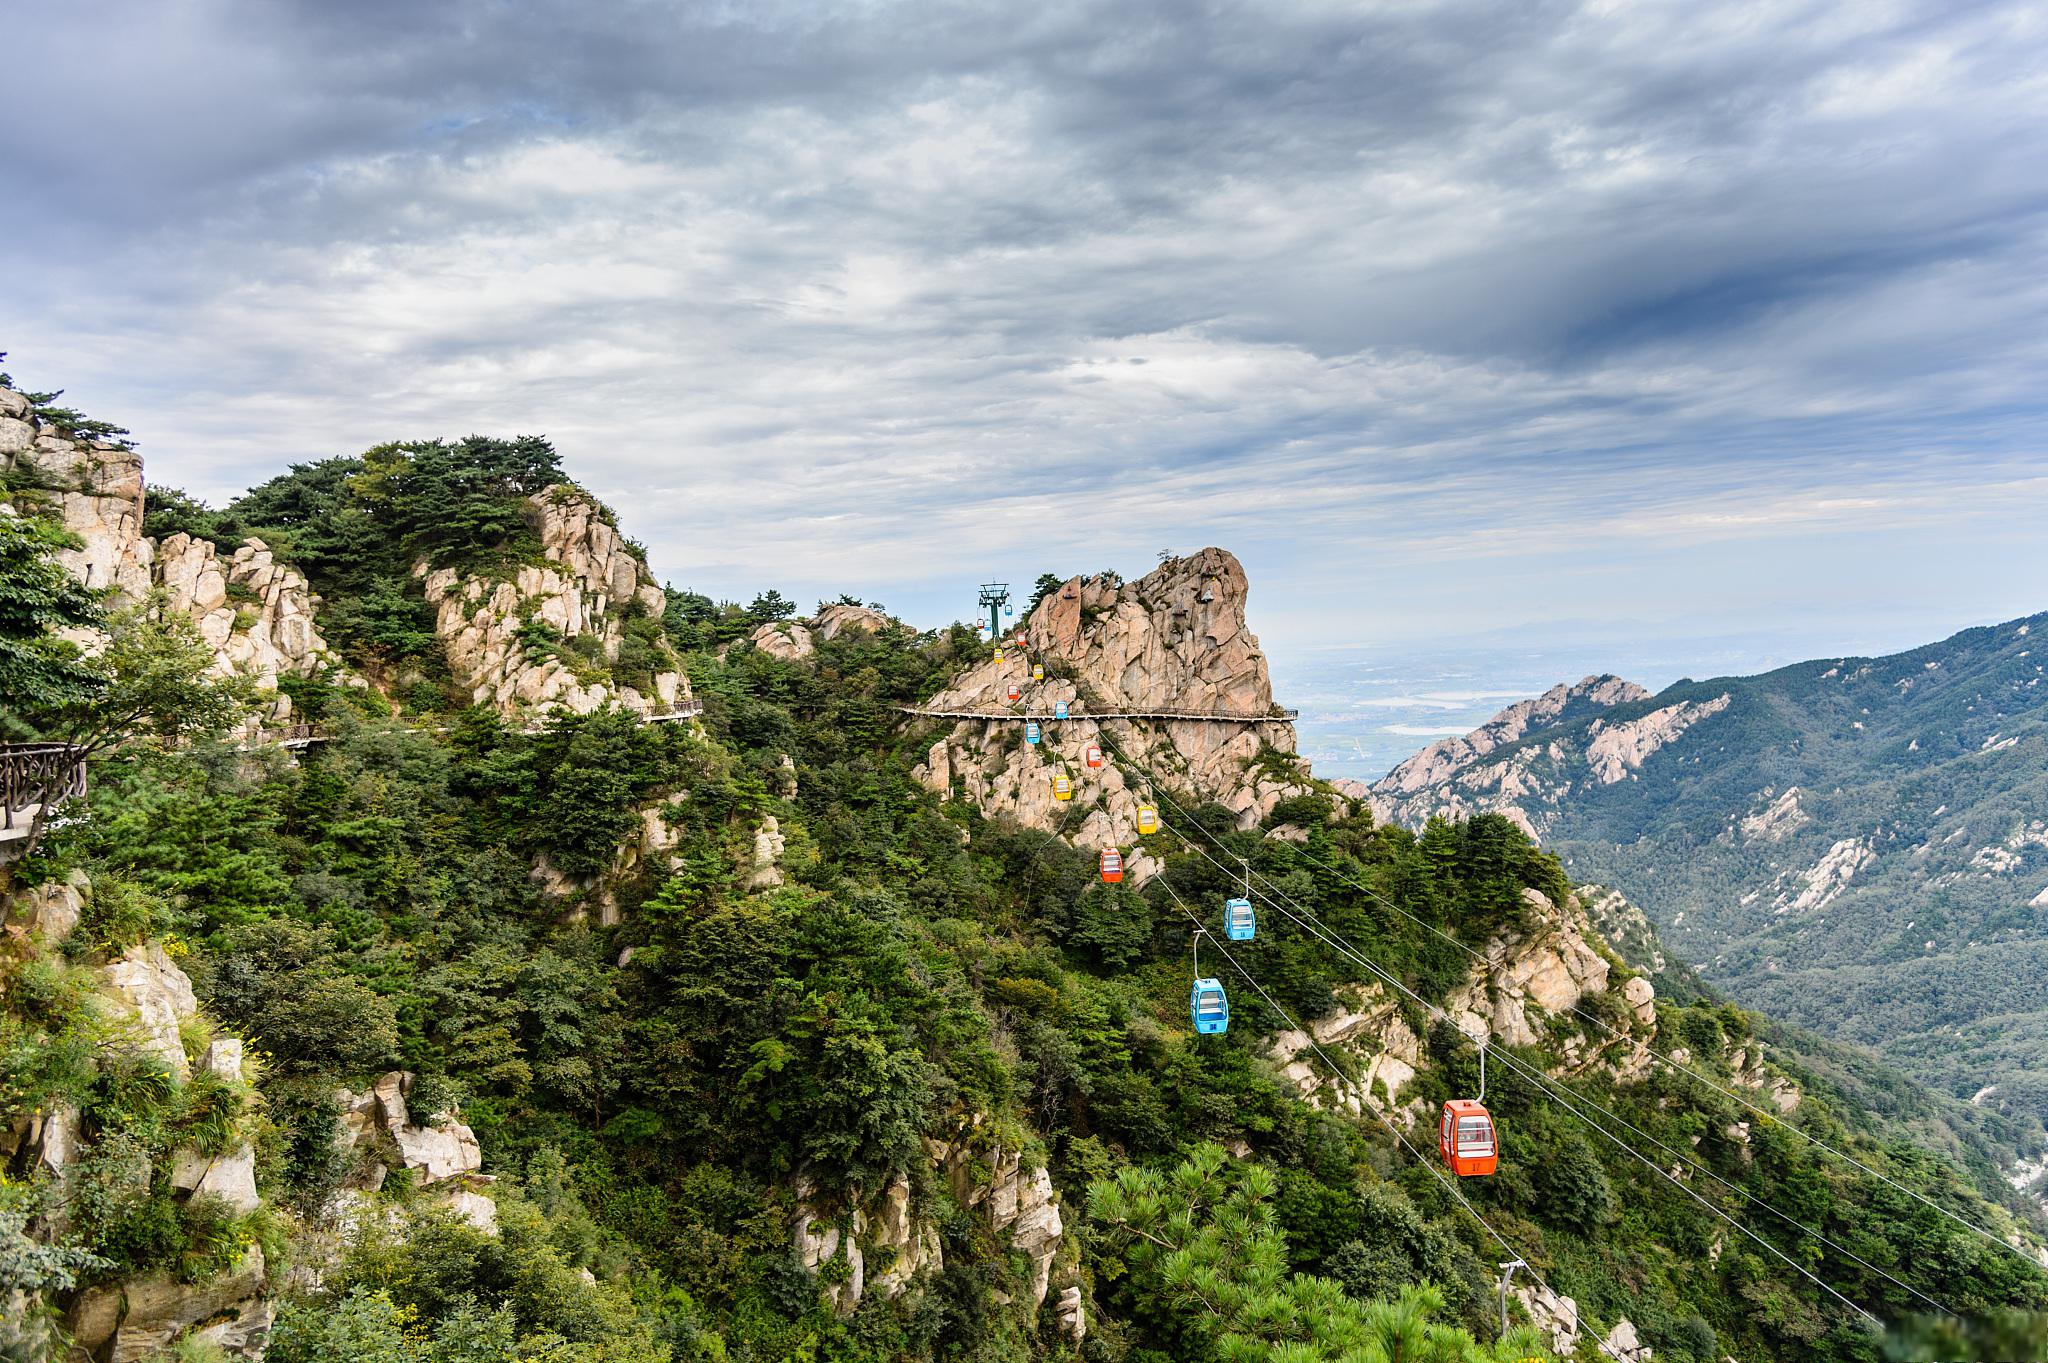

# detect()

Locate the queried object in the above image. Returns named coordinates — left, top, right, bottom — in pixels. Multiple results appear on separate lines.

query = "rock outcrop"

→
left=1, top=386, right=359, bottom=728
left=748, top=602, right=894, bottom=662
left=913, top=551, right=1304, bottom=852
left=154, top=532, right=355, bottom=725
left=0, top=388, right=152, bottom=599
left=66, top=1247, right=273, bottom=1363
left=0, top=875, right=279, bottom=1363
left=1269, top=888, right=1659, bottom=1118
left=792, top=1127, right=1082, bottom=1338
left=99, top=942, right=201, bottom=1080
left=333, top=1071, right=496, bottom=1231
left=421, top=485, right=689, bottom=723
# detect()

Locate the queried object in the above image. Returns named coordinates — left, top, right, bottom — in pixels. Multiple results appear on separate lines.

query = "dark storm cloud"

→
left=4, top=0, right=2046, bottom=647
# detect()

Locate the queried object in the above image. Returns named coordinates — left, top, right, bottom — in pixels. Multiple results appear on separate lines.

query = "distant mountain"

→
left=1366, top=617, right=2048, bottom=1135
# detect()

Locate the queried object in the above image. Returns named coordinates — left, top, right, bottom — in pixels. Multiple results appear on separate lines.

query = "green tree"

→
left=1089, top=1144, right=1552, bottom=1362
left=39, top=599, right=256, bottom=758
left=0, top=510, right=107, bottom=736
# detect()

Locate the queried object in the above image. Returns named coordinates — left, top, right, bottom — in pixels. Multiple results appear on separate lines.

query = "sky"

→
left=7, top=0, right=2048, bottom=768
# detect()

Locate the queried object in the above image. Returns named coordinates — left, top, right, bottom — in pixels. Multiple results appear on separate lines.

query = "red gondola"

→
left=1099, top=848, right=1124, bottom=883
left=1438, top=1099, right=1498, bottom=1177
left=1083, top=742, right=1104, bottom=769
left=1006, top=683, right=1021, bottom=701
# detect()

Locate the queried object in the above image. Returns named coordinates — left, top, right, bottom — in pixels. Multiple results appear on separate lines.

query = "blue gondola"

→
left=1190, top=977, right=1230, bottom=1034
left=1025, top=721, right=1041, bottom=744
left=1054, top=700, right=1069, bottom=720
left=1225, top=897, right=1256, bottom=941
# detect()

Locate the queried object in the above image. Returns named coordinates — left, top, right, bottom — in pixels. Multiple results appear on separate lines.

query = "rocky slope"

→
left=421, top=486, right=690, bottom=723
left=3, top=390, right=692, bottom=730
left=2, top=389, right=354, bottom=728
left=1, top=872, right=503, bottom=1362
left=912, top=550, right=1309, bottom=860
left=1364, top=614, right=2048, bottom=1137
left=1267, top=885, right=1668, bottom=1119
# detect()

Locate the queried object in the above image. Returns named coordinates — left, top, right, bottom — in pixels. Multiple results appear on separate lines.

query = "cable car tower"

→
left=977, top=582, right=1011, bottom=637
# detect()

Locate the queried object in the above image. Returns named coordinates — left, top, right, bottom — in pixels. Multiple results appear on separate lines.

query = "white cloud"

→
left=4, top=0, right=2046, bottom=652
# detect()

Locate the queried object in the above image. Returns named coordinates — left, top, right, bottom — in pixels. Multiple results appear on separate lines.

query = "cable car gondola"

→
left=994, top=648, right=1004, bottom=662
left=1439, top=1100, right=1497, bottom=1177
left=1054, top=701, right=1069, bottom=720
left=1137, top=804, right=1159, bottom=835
left=1190, top=977, right=1230, bottom=1034
left=1025, top=721, right=1041, bottom=744
left=1225, top=897, right=1255, bottom=941
left=1099, top=848, right=1124, bottom=883
left=1006, top=683, right=1021, bottom=702
left=1083, top=743, right=1104, bottom=768
left=1032, top=664, right=1044, bottom=681
left=1052, top=774, right=1073, bottom=801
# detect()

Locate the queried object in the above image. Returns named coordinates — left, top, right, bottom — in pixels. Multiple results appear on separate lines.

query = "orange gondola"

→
left=1006, top=683, right=1021, bottom=701
left=1438, top=1099, right=1498, bottom=1177
left=1099, top=848, right=1124, bottom=883
left=1083, top=742, right=1104, bottom=768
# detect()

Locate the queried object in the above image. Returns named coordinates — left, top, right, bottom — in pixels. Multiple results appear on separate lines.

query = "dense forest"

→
left=5, top=420, right=2048, bottom=1362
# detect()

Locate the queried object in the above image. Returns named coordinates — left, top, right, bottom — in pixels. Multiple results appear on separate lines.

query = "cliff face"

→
left=913, top=549, right=1306, bottom=853
left=793, top=1121, right=1082, bottom=1340
left=421, top=486, right=690, bottom=722
left=0, top=388, right=152, bottom=600
left=2, top=391, right=353, bottom=727
left=1, top=880, right=277, bottom=1362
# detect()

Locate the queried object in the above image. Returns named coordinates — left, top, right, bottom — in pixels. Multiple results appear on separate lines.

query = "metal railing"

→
left=896, top=704, right=1298, bottom=723
left=0, top=743, right=87, bottom=834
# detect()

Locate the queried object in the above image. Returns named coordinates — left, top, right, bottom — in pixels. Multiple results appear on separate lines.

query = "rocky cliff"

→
left=913, top=550, right=1308, bottom=856
left=2, top=389, right=354, bottom=727
left=0, top=387, right=153, bottom=600
left=2, top=869, right=505, bottom=1362
left=420, top=485, right=690, bottom=722
left=793, top=1121, right=1082, bottom=1339
left=2, top=878, right=276, bottom=1362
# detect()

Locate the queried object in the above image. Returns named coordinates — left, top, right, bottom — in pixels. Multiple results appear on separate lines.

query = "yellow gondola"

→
left=1138, top=804, right=1160, bottom=835
left=1053, top=774, right=1073, bottom=801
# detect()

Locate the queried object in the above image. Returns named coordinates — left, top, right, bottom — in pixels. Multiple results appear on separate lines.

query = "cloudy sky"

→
left=8, top=0, right=2047, bottom=742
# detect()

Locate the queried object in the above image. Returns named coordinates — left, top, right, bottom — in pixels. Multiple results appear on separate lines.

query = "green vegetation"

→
left=5, top=433, right=2046, bottom=1361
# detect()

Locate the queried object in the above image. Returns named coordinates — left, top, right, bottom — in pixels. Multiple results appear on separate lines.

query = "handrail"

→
left=244, top=697, right=707, bottom=749
left=897, top=705, right=1297, bottom=723
left=0, top=742, right=88, bottom=833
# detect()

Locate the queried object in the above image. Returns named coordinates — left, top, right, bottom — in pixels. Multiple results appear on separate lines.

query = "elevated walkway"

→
left=897, top=705, right=1296, bottom=723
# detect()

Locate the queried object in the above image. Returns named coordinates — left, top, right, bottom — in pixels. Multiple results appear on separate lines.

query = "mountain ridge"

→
left=1365, top=611, right=2048, bottom=1144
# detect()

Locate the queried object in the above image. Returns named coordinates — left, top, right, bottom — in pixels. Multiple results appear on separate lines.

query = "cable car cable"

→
left=1093, top=727, right=2035, bottom=1273
left=1091, top=736, right=1932, bottom=1326
left=1147, top=873, right=1631, bottom=1362
left=1168, top=820, right=1900, bottom=1330
left=1266, top=829, right=2035, bottom=1268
